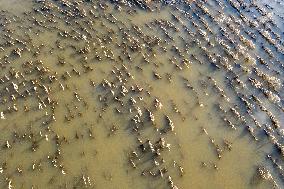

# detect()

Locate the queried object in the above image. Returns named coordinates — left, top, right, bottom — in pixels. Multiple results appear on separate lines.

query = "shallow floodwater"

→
left=0, top=0, right=283, bottom=189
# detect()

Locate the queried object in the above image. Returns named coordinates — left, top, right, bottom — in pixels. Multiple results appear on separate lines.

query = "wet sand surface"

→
left=0, top=0, right=283, bottom=188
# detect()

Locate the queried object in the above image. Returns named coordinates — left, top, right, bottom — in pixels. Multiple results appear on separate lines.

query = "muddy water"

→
left=0, top=0, right=283, bottom=188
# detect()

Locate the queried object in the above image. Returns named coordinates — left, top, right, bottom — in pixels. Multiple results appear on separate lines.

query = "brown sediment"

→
left=0, top=0, right=283, bottom=188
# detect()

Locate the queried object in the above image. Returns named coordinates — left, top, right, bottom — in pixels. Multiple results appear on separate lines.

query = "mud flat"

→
left=0, top=0, right=283, bottom=188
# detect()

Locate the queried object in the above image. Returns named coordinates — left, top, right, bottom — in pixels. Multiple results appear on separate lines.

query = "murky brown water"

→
left=0, top=0, right=283, bottom=188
